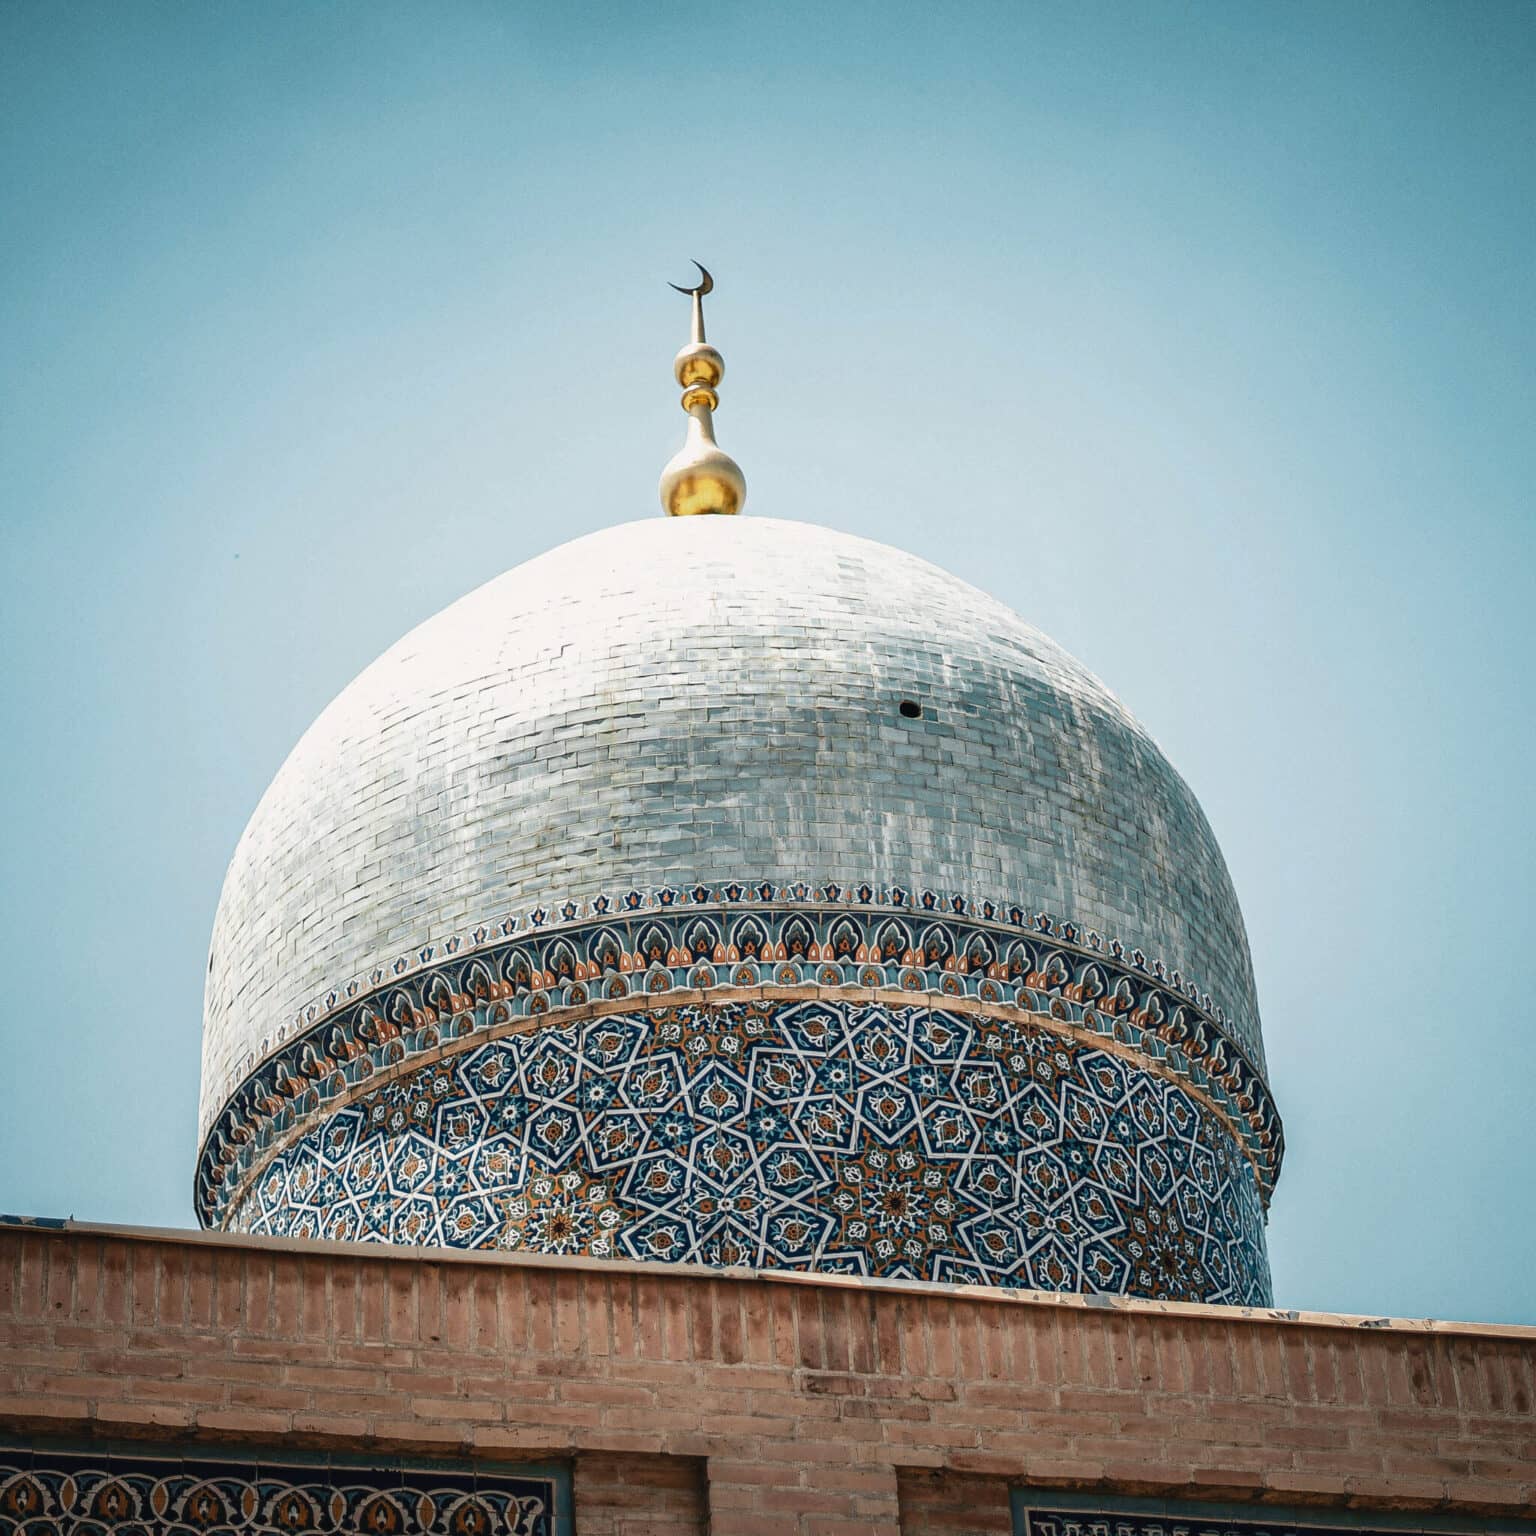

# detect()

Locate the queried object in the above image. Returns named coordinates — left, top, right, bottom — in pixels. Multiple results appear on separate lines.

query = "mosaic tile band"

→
left=1018, top=1510, right=1423, bottom=1536
left=195, top=889, right=1282, bottom=1228
left=0, top=1444, right=557, bottom=1535
left=231, top=998, right=1272, bottom=1307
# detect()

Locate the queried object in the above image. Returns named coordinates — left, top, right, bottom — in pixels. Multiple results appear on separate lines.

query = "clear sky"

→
left=2, top=1, right=1532, bottom=1325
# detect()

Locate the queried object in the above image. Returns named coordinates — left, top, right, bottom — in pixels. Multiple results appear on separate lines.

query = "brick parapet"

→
left=0, top=1223, right=1532, bottom=1533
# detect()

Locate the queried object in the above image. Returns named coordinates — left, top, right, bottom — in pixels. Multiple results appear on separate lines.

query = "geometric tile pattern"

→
left=197, top=886, right=1282, bottom=1231
left=1017, top=1507, right=1400, bottom=1536
left=233, top=999, right=1271, bottom=1306
left=0, top=1442, right=559, bottom=1534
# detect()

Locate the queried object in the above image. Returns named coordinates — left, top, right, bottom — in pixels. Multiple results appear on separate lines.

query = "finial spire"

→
left=659, top=261, right=746, bottom=517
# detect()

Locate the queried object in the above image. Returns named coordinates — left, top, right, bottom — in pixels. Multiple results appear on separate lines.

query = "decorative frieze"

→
left=196, top=885, right=1282, bottom=1230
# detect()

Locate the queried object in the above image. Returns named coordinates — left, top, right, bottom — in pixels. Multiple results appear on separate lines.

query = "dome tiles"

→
left=197, top=514, right=1281, bottom=1304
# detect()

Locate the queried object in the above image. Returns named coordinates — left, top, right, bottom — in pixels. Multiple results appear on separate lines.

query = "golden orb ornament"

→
left=660, top=432, right=747, bottom=518
left=674, top=342, right=724, bottom=389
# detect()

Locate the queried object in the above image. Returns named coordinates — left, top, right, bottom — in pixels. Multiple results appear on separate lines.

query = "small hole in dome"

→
left=899, top=699, right=922, bottom=719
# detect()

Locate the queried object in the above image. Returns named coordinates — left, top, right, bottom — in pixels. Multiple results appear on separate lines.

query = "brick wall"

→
left=0, top=1224, right=1532, bottom=1535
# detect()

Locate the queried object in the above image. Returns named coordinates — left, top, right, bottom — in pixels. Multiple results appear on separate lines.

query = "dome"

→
left=197, top=515, right=1281, bottom=1303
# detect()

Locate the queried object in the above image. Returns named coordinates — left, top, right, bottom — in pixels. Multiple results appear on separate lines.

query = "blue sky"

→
left=2, top=1, right=1532, bottom=1324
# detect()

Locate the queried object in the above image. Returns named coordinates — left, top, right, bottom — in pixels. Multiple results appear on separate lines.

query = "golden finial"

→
left=659, top=261, right=746, bottom=517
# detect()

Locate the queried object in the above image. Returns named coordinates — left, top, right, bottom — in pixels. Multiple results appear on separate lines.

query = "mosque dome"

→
left=196, top=276, right=1280, bottom=1304
left=197, top=514, right=1281, bottom=1303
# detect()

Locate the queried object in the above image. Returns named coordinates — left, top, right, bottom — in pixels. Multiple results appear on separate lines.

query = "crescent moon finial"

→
left=668, top=260, right=713, bottom=346
left=668, top=260, right=713, bottom=298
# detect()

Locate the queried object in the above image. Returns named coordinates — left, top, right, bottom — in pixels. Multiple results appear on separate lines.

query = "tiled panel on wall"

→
left=0, top=1442, right=567, bottom=1535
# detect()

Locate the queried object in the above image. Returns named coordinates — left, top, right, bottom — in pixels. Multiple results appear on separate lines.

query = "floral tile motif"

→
left=232, top=1000, right=1271, bottom=1307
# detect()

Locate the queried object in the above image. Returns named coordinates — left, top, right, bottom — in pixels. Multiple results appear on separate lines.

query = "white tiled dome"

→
left=200, top=516, right=1265, bottom=1137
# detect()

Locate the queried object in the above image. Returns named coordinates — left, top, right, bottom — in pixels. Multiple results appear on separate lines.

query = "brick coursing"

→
left=0, top=1226, right=1531, bottom=1535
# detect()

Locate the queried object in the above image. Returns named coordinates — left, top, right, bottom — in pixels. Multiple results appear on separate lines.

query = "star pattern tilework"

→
left=234, top=1000, right=1270, bottom=1306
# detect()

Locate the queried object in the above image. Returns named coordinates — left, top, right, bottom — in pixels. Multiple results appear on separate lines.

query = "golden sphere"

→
left=673, top=343, right=724, bottom=389
left=659, top=442, right=746, bottom=517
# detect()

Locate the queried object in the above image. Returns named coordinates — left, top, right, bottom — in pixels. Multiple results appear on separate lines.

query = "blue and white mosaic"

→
left=233, top=999, right=1271, bottom=1306
left=196, top=890, right=1282, bottom=1229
